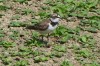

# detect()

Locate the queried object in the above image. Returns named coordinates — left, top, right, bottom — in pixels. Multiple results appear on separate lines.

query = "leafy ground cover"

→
left=0, top=0, right=100, bottom=66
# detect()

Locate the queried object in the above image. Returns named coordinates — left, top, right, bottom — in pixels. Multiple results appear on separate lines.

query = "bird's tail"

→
left=26, top=25, right=35, bottom=29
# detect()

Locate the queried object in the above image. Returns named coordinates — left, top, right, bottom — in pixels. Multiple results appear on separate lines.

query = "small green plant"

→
left=25, top=39, right=44, bottom=47
left=38, top=11, right=50, bottom=19
left=2, top=57, right=12, bottom=65
left=61, top=60, right=73, bottom=66
left=0, top=29, right=5, bottom=38
left=22, top=8, right=34, bottom=15
left=53, top=45, right=67, bottom=52
left=51, top=51, right=64, bottom=58
left=79, top=35, right=96, bottom=47
left=82, top=61, right=100, bottom=66
left=0, top=5, right=10, bottom=11
left=0, top=0, right=5, bottom=2
left=16, top=47, right=32, bottom=57
left=52, top=26, right=69, bottom=43
left=52, top=25, right=79, bottom=43
left=32, top=50, right=42, bottom=57
left=47, top=44, right=67, bottom=58
left=34, top=56, right=49, bottom=63
left=9, top=21, right=27, bottom=27
left=14, top=0, right=28, bottom=3
left=11, top=15, right=21, bottom=20
left=0, top=41, right=16, bottom=48
left=44, top=0, right=74, bottom=18
left=19, top=47, right=32, bottom=52
left=31, top=19, right=40, bottom=25
left=80, top=16, right=100, bottom=30
left=25, top=32, right=44, bottom=47
left=75, top=49, right=91, bottom=58
left=90, top=61, right=100, bottom=66
left=9, top=30, right=19, bottom=40
left=0, top=14, right=4, bottom=18
left=52, top=26, right=67, bottom=37
left=14, top=60, right=29, bottom=66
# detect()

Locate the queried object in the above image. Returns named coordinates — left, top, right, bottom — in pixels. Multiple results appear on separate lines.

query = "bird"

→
left=26, top=13, right=60, bottom=41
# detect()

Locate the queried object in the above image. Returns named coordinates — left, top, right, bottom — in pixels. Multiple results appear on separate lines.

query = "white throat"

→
left=50, top=18, right=60, bottom=23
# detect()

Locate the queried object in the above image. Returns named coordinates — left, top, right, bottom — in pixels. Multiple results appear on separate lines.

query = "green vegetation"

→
left=34, top=56, right=49, bottom=63
left=0, top=29, right=5, bottom=38
left=14, top=60, right=29, bottom=66
left=14, top=0, right=28, bottom=3
left=61, top=60, right=73, bottom=66
left=0, top=0, right=99, bottom=66
left=0, top=41, right=16, bottom=48
left=0, top=5, right=10, bottom=11
left=9, top=21, right=27, bottom=27
left=22, top=8, right=34, bottom=15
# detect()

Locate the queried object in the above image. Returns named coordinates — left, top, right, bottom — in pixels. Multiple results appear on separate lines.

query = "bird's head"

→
left=50, top=13, right=60, bottom=23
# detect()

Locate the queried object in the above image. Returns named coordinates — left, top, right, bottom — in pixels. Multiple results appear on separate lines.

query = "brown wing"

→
left=26, top=19, right=51, bottom=31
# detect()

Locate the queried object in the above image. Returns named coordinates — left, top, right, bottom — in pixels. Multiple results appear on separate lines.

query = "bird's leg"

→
left=41, top=35, right=44, bottom=41
left=46, top=33, right=52, bottom=47
left=47, top=33, right=50, bottom=41
left=40, top=35, right=44, bottom=41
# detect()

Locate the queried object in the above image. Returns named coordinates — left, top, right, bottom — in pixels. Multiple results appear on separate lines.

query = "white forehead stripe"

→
left=50, top=18, right=60, bottom=22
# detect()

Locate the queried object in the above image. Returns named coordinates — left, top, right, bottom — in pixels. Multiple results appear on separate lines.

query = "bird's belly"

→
left=38, top=25, right=57, bottom=34
left=47, top=25, right=57, bottom=31
left=38, top=30, right=52, bottom=34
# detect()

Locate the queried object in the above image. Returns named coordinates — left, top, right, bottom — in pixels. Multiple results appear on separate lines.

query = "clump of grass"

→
left=49, top=44, right=67, bottom=58
left=79, top=35, right=96, bottom=47
left=22, top=8, right=34, bottom=15
left=1, top=57, right=12, bottom=65
left=53, top=45, right=67, bottom=52
left=61, top=60, right=73, bottom=66
left=0, top=5, right=10, bottom=11
left=16, top=47, right=33, bottom=57
left=34, top=56, right=49, bottom=63
left=0, top=14, right=4, bottom=18
left=0, top=0, right=5, bottom=2
left=0, top=41, right=16, bottom=48
left=25, top=31, right=45, bottom=47
left=80, top=16, right=100, bottom=31
left=25, top=38, right=44, bottom=47
left=9, top=21, right=27, bottom=27
left=75, top=48, right=91, bottom=58
left=52, top=26, right=80, bottom=43
left=14, top=60, right=29, bottom=66
left=14, top=0, right=28, bottom=3
left=51, top=26, right=70, bottom=43
left=0, top=29, right=5, bottom=38
left=9, top=30, right=19, bottom=40
left=50, top=51, right=64, bottom=58
left=32, top=50, right=42, bottom=57
left=38, top=11, right=50, bottom=19
left=11, top=15, right=21, bottom=20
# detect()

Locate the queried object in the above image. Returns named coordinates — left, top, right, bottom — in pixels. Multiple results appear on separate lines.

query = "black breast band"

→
left=51, top=22, right=58, bottom=26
